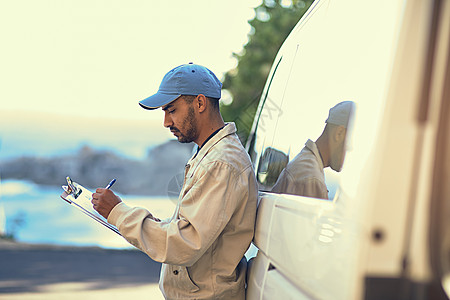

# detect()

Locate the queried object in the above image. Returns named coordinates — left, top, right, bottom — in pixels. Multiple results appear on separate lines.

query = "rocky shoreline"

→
left=0, top=140, right=194, bottom=196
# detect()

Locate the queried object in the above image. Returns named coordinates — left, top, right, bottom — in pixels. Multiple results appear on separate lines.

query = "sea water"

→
left=0, top=179, right=176, bottom=249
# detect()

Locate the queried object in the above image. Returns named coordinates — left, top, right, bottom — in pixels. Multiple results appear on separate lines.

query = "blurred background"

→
left=0, top=0, right=314, bottom=248
left=0, top=0, right=313, bottom=298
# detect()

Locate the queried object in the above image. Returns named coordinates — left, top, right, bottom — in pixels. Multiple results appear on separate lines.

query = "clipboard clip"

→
left=60, top=176, right=82, bottom=203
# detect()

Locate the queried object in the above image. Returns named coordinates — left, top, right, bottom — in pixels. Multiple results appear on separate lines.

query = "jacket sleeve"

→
left=271, top=168, right=292, bottom=193
left=271, top=169, right=328, bottom=199
left=295, top=177, right=329, bottom=199
left=108, top=160, right=246, bottom=266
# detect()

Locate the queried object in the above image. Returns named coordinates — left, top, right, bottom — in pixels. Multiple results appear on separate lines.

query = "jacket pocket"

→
left=162, top=265, right=200, bottom=298
left=183, top=266, right=200, bottom=293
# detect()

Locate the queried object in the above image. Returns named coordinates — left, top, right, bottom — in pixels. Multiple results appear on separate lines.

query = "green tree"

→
left=221, top=0, right=313, bottom=144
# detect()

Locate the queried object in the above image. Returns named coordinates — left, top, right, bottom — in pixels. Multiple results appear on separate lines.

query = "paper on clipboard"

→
left=60, top=176, right=121, bottom=236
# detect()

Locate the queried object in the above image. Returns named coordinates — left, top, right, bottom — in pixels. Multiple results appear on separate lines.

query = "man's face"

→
left=162, top=96, right=198, bottom=144
left=330, top=128, right=347, bottom=172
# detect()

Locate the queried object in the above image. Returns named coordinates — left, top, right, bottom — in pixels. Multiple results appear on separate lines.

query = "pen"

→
left=105, top=179, right=117, bottom=189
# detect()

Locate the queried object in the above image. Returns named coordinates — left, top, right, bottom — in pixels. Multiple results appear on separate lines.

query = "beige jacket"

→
left=108, top=123, right=258, bottom=299
left=271, top=139, right=328, bottom=199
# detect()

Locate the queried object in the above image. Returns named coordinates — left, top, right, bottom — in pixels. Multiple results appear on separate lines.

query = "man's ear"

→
left=196, top=94, right=207, bottom=113
left=335, top=126, right=347, bottom=143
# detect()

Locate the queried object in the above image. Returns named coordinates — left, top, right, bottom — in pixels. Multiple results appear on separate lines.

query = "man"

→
left=91, top=63, right=258, bottom=299
left=271, top=101, right=355, bottom=199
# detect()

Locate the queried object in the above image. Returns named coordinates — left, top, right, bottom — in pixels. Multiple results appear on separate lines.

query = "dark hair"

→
left=181, top=95, right=196, bottom=104
left=207, top=97, right=220, bottom=111
left=181, top=95, right=220, bottom=111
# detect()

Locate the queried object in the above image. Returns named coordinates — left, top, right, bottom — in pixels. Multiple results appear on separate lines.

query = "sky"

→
left=0, top=0, right=261, bottom=121
left=0, top=0, right=262, bottom=158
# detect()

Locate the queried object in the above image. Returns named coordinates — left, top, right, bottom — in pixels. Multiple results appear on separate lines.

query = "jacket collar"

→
left=188, top=123, right=236, bottom=166
left=305, top=139, right=325, bottom=170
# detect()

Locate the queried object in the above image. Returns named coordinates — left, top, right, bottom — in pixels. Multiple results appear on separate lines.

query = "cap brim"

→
left=139, top=93, right=181, bottom=110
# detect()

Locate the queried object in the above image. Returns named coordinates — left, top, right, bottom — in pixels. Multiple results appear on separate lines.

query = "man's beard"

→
left=171, top=106, right=197, bottom=143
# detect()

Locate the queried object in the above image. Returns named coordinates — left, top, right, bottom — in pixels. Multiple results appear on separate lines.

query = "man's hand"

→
left=91, top=188, right=122, bottom=219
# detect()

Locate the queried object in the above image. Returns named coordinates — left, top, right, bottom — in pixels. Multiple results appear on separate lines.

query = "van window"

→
left=250, top=51, right=297, bottom=191
left=250, top=0, right=403, bottom=201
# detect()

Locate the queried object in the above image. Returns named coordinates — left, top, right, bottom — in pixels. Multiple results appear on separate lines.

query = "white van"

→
left=245, top=0, right=450, bottom=299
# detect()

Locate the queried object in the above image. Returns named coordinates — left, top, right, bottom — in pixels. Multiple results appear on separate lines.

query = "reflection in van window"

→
left=271, top=101, right=355, bottom=199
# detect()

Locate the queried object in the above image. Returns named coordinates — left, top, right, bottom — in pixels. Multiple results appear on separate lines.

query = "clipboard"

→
left=60, top=176, right=121, bottom=236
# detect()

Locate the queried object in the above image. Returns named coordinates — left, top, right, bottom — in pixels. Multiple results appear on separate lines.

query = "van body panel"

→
left=406, top=0, right=450, bottom=283
left=252, top=193, right=355, bottom=299
left=362, top=0, right=437, bottom=278
left=246, top=0, right=450, bottom=298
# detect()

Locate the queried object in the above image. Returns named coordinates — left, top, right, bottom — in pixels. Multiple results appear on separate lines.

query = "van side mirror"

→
left=257, top=147, right=289, bottom=188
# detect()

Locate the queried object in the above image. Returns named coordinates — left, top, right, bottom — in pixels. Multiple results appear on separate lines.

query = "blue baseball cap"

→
left=325, top=101, right=355, bottom=128
left=139, top=63, right=222, bottom=110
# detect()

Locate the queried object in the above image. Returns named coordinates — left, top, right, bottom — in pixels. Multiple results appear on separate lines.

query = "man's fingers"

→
left=92, top=192, right=104, bottom=200
left=91, top=193, right=97, bottom=203
left=89, top=189, right=120, bottom=219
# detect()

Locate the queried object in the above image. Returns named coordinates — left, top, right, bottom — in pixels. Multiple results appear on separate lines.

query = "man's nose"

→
left=164, top=111, right=173, bottom=128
